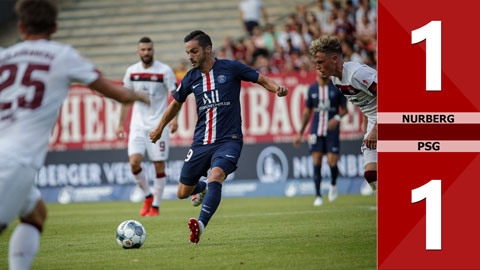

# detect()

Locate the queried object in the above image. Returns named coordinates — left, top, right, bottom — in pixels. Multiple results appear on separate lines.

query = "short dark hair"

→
left=16, top=0, right=58, bottom=36
left=184, top=30, right=212, bottom=49
left=138, top=36, right=153, bottom=44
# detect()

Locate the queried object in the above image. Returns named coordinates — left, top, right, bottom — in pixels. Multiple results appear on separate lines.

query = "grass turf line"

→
left=0, top=195, right=376, bottom=270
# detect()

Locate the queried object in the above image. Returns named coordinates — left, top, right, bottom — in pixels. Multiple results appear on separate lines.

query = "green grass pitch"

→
left=0, top=195, right=376, bottom=270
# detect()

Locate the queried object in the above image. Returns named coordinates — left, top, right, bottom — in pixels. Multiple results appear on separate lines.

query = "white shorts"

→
left=0, top=158, right=41, bottom=226
left=361, top=120, right=378, bottom=166
left=128, top=127, right=170, bottom=161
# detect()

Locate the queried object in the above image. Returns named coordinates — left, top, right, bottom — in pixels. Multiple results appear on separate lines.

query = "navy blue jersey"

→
left=173, top=59, right=259, bottom=146
left=306, top=81, right=346, bottom=136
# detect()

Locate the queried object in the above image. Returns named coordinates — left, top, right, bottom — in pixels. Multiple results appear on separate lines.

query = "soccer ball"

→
left=116, top=220, right=146, bottom=249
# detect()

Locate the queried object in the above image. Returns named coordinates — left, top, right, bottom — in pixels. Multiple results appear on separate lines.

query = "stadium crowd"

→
left=174, top=0, right=377, bottom=79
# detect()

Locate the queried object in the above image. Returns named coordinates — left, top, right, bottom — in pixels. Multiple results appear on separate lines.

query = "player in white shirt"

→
left=116, top=37, right=178, bottom=217
left=0, top=1, right=150, bottom=269
left=309, top=35, right=377, bottom=191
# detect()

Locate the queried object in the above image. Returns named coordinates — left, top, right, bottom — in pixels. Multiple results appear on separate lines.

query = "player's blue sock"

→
left=330, top=165, right=338, bottom=186
left=199, top=181, right=222, bottom=227
left=191, top=181, right=207, bottom=195
left=313, top=165, right=321, bottom=197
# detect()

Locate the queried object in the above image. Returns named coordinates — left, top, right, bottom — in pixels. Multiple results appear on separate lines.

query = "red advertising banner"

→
left=48, top=72, right=364, bottom=151
left=378, top=0, right=480, bottom=269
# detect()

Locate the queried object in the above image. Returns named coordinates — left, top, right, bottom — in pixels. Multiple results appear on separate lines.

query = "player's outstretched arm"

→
left=115, top=103, right=132, bottom=140
left=168, top=90, right=179, bottom=134
left=327, top=103, right=348, bottom=131
left=150, top=99, right=183, bottom=143
left=256, top=74, right=288, bottom=97
left=89, top=74, right=150, bottom=105
left=363, top=121, right=377, bottom=150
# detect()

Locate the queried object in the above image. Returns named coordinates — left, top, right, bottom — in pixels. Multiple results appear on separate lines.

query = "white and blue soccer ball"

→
left=116, top=220, right=146, bottom=249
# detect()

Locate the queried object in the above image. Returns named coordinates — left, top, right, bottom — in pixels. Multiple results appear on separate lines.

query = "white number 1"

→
left=411, top=21, right=442, bottom=91
left=411, top=180, right=442, bottom=250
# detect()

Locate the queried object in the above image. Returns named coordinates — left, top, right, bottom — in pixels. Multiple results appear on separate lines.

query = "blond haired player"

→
left=0, top=1, right=149, bottom=269
left=116, top=37, right=178, bottom=216
left=309, top=35, right=377, bottom=191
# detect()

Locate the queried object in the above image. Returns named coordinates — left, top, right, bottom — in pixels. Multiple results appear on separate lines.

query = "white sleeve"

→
left=164, top=66, right=177, bottom=92
left=123, top=67, right=133, bottom=89
left=62, top=46, right=99, bottom=85
left=351, top=65, right=377, bottom=92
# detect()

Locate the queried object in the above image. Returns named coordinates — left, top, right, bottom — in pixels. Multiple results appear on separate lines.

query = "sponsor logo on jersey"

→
left=192, top=83, right=200, bottom=89
left=151, top=75, right=158, bottom=81
left=217, top=75, right=226, bottom=84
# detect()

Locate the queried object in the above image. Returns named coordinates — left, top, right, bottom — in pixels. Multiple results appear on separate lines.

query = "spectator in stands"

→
left=263, top=23, right=278, bottom=52
left=229, top=0, right=377, bottom=75
left=251, top=25, right=268, bottom=51
left=239, top=0, right=268, bottom=36
left=174, top=59, right=189, bottom=81
left=322, top=12, right=337, bottom=34
left=356, top=0, right=376, bottom=28
left=311, top=0, right=330, bottom=30
left=233, top=39, right=246, bottom=61
left=254, top=54, right=278, bottom=74
left=221, top=36, right=235, bottom=60
left=356, top=14, right=376, bottom=43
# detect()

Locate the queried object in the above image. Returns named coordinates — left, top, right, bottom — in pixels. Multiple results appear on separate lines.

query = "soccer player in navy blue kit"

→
left=149, top=30, right=288, bottom=244
left=294, top=72, right=347, bottom=206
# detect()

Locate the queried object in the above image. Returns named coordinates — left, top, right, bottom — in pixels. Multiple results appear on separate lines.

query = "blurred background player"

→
left=0, top=0, right=150, bottom=269
left=294, top=72, right=347, bottom=206
left=309, top=34, right=377, bottom=191
left=150, top=30, right=288, bottom=244
left=116, top=37, right=178, bottom=217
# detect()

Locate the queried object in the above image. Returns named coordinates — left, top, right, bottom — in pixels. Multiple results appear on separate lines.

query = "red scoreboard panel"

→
left=378, top=0, right=480, bottom=269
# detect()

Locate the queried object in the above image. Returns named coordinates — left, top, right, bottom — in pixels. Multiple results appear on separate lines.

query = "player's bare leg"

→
left=9, top=200, right=46, bottom=270
left=364, top=162, right=377, bottom=191
left=146, top=161, right=166, bottom=216
left=130, top=154, right=153, bottom=216
left=327, top=153, right=340, bottom=202
left=312, top=152, right=324, bottom=206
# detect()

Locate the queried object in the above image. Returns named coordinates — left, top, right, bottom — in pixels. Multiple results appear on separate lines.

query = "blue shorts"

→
left=308, top=130, right=340, bottom=154
left=179, top=139, right=243, bottom=186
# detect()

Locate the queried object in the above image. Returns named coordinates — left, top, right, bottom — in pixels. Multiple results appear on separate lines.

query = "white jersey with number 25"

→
left=0, top=39, right=99, bottom=169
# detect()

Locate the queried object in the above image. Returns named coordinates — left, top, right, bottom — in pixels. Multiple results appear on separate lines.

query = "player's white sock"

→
left=133, top=169, right=151, bottom=196
left=152, top=173, right=166, bottom=208
left=9, top=223, right=40, bottom=270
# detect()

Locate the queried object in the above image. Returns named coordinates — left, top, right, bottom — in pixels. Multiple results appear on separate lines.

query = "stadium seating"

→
left=52, top=0, right=312, bottom=79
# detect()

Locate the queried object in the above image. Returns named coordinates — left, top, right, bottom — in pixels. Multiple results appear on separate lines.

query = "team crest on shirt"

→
left=217, top=75, right=226, bottom=84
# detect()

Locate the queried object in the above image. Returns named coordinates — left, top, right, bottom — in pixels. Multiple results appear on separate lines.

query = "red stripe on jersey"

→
left=368, top=82, right=377, bottom=94
left=206, top=72, right=213, bottom=144
left=208, top=108, right=214, bottom=143
left=335, top=84, right=362, bottom=95
left=0, top=102, right=12, bottom=110
left=130, top=73, right=164, bottom=79
left=205, top=72, right=212, bottom=91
